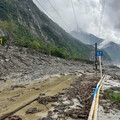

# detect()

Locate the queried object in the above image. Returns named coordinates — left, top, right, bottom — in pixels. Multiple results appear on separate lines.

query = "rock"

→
left=39, top=116, right=53, bottom=120
left=5, top=59, right=9, bottom=62
left=37, top=96, right=58, bottom=105
left=10, top=85, right=26, bottom=90
left=48, top=111, right=53, bottom=116
left=26, top=108, right=42, bottom=114
left=53, top=109, right=59, bottom=113
left=8, top=98, right=15, bottom=102
left=8, top=115, right=22, bottom=120
left=32, top=87, right=40, bottom=90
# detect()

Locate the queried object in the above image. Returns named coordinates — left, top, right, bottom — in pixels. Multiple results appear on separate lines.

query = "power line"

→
left=35, top=0, right=55, bottom=20
left=98, top=0, right=106, bottom=37
left=70, top=0, right=79, bottom=30
left=77, top=0, right=82, bottom=10
left=47, top=0, right=68, bottom=28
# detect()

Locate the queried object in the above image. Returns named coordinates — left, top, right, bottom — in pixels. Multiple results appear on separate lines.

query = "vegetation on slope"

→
left=0, top=0, right=94, bottom=59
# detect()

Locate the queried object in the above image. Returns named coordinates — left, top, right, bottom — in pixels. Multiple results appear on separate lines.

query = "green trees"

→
left=29, top=41, right=41, bottom=51
left=0, top=0, right=95, bottom=60
left=51, top=46, right=69, bottom=59
left=0, top=21, right=18, bottom=41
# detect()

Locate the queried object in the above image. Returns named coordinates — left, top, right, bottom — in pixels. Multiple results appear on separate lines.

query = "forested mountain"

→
left=0, top=0, right=95, bottom=60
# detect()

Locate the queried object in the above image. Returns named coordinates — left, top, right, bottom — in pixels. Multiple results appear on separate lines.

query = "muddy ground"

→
left=0, top=46, right=120, bottom=120
left=0, top=74, right=78, bottom=120
left=0, top=73, right=99, bottom=120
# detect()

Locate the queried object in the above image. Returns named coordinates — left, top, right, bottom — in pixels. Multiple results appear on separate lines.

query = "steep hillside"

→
left=70, top=30, right=103, bottom=45
left=101, top=42, right=120, bottom=65
left=70, top=30, right=111, bottom=64
left=0, top=0, right=94, bottom=60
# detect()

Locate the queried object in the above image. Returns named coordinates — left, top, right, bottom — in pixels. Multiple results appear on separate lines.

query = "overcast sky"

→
left=33, top=0, right=120, bottom=45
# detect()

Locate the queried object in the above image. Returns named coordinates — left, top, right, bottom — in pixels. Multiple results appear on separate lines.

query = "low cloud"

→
left=33, top=0, right=120, bottom=45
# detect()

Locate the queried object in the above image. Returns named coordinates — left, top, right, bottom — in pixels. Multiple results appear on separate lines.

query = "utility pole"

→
left=95, top=43, right=97, bottom=70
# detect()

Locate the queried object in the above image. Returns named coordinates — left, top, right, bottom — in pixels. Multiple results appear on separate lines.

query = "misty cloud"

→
left=33, top=0, right=120, bottom=45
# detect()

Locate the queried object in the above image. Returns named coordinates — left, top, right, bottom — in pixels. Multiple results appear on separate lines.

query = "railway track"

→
left=0, top=74, right=77, bottom=120
left=0, top=97, right=39, bottom=120
left=0, top=74, right=106, bottom=120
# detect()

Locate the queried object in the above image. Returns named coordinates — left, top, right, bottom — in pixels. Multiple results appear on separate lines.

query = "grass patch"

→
left=104, top=89, right=120, bottom=103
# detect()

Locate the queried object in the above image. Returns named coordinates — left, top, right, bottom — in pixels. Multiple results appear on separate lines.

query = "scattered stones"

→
left=47, top=75, right=99, bottom=119
left=0, top=45, right=95, bottom=85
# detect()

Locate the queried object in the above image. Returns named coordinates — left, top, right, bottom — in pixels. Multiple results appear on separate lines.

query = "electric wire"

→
left=35, top=0, right=55, bottom=20
left=47, top=0, right=68, bottom=28
left=77, top=0, right=82, bottom=10
left=98, top=0, right=106, bottom=37
left=70, top=0, right=79, bottom=30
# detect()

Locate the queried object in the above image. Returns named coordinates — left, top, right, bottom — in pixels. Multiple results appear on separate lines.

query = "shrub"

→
left=51, top=46, right=69, bottom=59
left=104, top=89, right=120, bottom=103
left=29, top=41, right=41, bottom=51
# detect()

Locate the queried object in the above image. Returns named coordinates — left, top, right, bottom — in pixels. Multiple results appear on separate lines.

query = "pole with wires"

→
left=95, top=43, right=97, bottom=70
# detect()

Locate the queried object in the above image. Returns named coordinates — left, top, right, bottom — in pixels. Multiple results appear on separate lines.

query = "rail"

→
left=0, top=97, right=39, bottom=120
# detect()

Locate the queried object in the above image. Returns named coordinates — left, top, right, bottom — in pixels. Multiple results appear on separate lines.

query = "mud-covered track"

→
left=0, top=97, right=39, bottom=120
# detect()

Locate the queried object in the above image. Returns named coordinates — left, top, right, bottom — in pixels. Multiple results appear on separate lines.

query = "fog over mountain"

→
left=33, top=0, right=120, bottom=45
left=101, top=42, right=120, bottom=65
left=70, top=30, right=103, bottom=45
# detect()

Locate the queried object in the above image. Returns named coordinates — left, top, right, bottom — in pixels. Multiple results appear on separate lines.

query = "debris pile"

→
left=8, top=115, right=22, bottom=120
left=37, top=96, right=58, bottom=105
left=65, top=75, right=99, bottom=118
left=46, top=75, right=99, bottom=119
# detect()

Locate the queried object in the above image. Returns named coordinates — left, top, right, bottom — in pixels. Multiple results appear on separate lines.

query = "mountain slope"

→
left=0, top=0, right=94, bottom=60
left=101, top=42, right=120, bottom=65
left=70, top=30, right=103, bottom=45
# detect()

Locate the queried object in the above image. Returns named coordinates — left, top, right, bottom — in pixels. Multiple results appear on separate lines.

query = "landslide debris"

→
left=36, top=75, right=99, bottom=120
left=26, top=108, right=42, bottom=114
